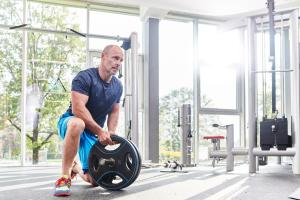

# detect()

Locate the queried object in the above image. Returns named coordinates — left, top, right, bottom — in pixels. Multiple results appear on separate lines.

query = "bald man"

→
left=54, top=45, right=124, bottom=197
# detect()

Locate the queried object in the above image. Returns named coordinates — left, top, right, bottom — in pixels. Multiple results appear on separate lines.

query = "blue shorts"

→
left=57, top=113, right=98, bottom=173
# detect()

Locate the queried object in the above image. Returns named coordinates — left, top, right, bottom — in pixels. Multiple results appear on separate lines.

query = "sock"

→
left=62, top=175, right=69, bottom=179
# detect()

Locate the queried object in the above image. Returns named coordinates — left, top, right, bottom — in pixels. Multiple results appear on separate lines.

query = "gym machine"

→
left=247, top=0, right=300, bottom=174
left=204, top=124, right=248, bottom=172
left=178, top=104, right=194, bottom=167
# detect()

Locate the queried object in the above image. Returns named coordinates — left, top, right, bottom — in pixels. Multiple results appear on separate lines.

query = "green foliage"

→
left=0, top=1, right=85, bottom=163
left=159, top=87, right=193, bottom=161
left=159, top=88, right=221, bottom=161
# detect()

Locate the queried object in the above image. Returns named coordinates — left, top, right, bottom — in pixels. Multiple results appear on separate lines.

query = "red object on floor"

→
left=203, top=135, right=224, bottom=140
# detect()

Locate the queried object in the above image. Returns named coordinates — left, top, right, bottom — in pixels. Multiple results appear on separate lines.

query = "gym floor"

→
left=0, top=162, right=299, bottom=200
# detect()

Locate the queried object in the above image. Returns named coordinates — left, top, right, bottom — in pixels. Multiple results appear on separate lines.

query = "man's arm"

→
left=71, top=91, right=105, bottom=136
left=107, top=103, right=121, bottom=134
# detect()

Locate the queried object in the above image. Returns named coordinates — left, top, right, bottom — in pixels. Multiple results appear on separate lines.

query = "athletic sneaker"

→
left=54, top=175, right=71, bottom=197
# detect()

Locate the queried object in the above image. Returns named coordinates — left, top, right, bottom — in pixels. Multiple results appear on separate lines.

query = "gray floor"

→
left=0, top=162, right=299, bottom=200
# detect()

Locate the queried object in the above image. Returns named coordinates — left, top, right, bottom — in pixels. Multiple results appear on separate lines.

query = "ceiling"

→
left=89, top=0, right=300, bottom=19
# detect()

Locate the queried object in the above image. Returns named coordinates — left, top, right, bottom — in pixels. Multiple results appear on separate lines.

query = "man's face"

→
left=101, top=47, right=124, bottom=76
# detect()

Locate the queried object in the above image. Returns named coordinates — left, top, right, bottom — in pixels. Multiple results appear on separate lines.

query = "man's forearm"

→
left=107, top=112, right=119, bottom=133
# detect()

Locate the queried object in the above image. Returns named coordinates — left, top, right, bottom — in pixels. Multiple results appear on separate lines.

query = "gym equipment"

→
left=88, top=135, right=141, bottom=190
left=205, top=124, right=248, bottom=172
left=160, top=160, right=188, bottom=173
left=178, top=104, right=193, bottom=166
left=247, top=6, right=299, bottom=174
left=203, top=135, right=225, bottom=167
left=260, top=116, right=291, bottom=150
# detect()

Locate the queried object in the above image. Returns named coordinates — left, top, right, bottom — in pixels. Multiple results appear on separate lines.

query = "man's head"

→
left=100, top=45, right=124, bottom=76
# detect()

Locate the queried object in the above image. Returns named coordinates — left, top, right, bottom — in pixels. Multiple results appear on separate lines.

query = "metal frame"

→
left=247, top=9, right=300, bottom=174
left=129, top=32, right=139, bottom=147
left=247, top=17, right=257, bottom=173
left=193, top=19, right=200, bottom=165
left=21, top=0, right=28, bottom=166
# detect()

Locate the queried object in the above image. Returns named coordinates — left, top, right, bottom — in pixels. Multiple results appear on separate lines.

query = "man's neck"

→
left=98, top=65, right=112, bottom=83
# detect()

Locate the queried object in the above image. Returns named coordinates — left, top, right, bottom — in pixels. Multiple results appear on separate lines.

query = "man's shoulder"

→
left=112, top=76, right=123, bottom=87
left=79, top=67, right=97, bottom=75
left=75, top=67, right=97, bottom=79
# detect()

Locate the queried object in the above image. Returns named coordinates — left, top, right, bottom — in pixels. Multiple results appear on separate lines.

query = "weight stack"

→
left=260, top=117, right=289, bottom=150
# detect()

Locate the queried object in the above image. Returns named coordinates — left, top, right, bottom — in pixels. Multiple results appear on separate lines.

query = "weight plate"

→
left=125, top=139, right=141, bottom=185
left=88, top=135, right=141, bottom=190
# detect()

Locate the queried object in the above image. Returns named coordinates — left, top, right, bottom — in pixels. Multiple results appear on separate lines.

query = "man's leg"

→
left=62, top=117, right=85, bottom=177
left=55, top=117, right=85, bottom=197
left=76, top=131, right=99, bottom=186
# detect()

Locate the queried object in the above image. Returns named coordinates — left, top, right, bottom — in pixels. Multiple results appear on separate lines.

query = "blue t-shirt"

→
left=64, top=67, right=123, bottom=133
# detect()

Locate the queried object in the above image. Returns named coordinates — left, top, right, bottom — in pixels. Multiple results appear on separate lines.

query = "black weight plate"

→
left=100, top=136, right=140, bottom=190
left=88, top=135, right=141, bottom=190
left=125, top=139, right=141, bottom=185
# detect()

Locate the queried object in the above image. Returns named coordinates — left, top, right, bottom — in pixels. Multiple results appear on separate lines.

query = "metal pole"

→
left=238, top=28, right=246, bottom=149
left=267, top=0, right=277, bottom=113
left=124, top=49, right=132, bottom=140
left=20, top=0, right=28, bottom=166
left=181, top=104, right=192, bottom=166
left=130, top=32, right=139, bottom=147
left=86, top=5, right=90, bottom=68
left=0, top=24, right=129, bottom=41
left=247, top=17, right=257, bottom=173
left=253, top=147, right=295, bottom=156
left=193, top=19, right=200, bottom=165
left=226, top=124, right=234, bottom=172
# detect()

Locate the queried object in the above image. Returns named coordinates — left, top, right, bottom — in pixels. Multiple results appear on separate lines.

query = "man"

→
left=54, top=45, right=124, bottom=197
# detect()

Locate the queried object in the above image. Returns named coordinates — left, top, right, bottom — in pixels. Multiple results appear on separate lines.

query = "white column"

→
left=21, top=0, right=28, bottom=166
left=247, top=17, right=257, bottom=173
left=142, top=18, right=159, bottom=163
left=193, top=19, right=200, bottom=165
left=130, top=32, right=139, bottom=147
left=290, top=9, right=300, bottom=174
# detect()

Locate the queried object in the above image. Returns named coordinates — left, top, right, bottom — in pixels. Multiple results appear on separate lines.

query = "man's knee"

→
left=67, top=118, right=85, bottom=137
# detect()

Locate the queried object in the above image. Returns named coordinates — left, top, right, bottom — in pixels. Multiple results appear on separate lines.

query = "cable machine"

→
left=247, top=0, right=300, bottom=174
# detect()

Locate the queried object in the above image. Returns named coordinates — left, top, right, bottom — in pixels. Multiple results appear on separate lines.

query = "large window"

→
left=89, top=10, right=142, bottom=52
left=0, top=0, right=23, bottom=164
left=28, top=2, right=87, bottom=32
left=0, top=0, right=22, bottom=26
left=26, top=32, right=86, bottom=163
left=0, top=0, right=141, bottom=165
left=0, top=30, right=22, bottom=163
left=198, top=24, right=242, bottom=111
left=197, top=24, right=244, bottom=161
left=159, top=19, right=193, bottom=161
left=90, top=11, right=141, bottom=38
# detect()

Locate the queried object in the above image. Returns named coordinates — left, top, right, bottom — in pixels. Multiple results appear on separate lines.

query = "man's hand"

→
left=108, top=131, right=118, bottom=144
left=98, top=131, right=113, bottom=145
